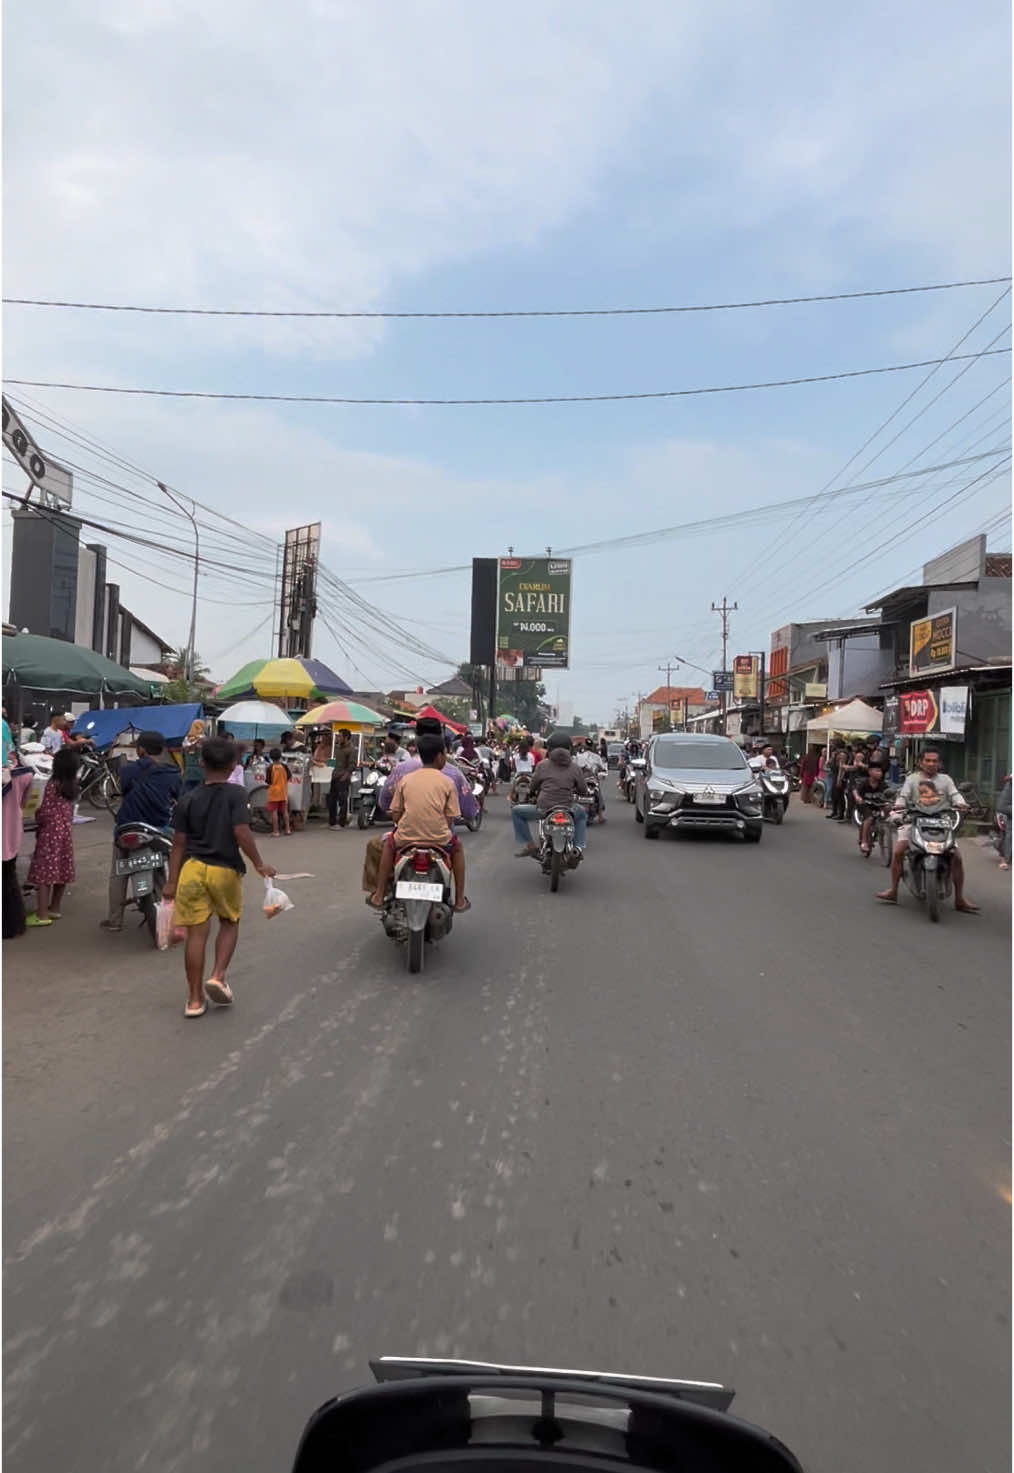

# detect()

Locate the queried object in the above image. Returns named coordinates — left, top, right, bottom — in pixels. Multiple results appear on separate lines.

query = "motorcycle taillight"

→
left=412, top=851, right=431, bottom=873
left=118, top=832, right=142, bottom=850
left=551, top=813, right=570, bottom=825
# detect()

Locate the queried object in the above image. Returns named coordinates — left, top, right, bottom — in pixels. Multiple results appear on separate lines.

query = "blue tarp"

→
left=72, top=703, right=204, bottom=749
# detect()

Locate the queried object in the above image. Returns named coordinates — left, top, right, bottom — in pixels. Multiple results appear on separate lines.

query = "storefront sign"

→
left=909, top=608, right=956, bottom=677
left=804, top=682, right=827, bottom=700
left=497, top=557, right=571, bottom=669
left=897, top=684, right=969, bottom=738
left=733, top=655, right=759, bottom=700
left=2, top=396, right=73, bottom=507
left=882, top=695, right=900, bottom=743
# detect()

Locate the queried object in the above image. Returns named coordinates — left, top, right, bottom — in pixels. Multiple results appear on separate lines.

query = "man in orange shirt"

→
left=367, top=734, right=470, bottom=912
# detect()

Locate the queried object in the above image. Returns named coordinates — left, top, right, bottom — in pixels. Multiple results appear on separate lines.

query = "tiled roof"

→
left=642, top=685, right=708, bottom=706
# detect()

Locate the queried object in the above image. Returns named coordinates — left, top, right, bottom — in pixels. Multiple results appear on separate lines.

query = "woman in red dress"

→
left=26, top=748, right=80, bottom=927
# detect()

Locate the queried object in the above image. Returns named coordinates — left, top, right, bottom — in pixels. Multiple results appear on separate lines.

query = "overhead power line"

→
left=7, top=349, right=1011, bottom=406
left=4, top=277, right=1008, bottom=319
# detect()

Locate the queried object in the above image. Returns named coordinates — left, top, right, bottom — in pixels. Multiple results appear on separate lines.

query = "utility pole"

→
left=159, top=482, right=199, bottom=681
left=711, top=597, right=737, bottom=730
left=658, top=661, right=676, bottom=731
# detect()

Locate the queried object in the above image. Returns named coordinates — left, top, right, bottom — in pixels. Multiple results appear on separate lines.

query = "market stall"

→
left=805, top=698, right=883, bottom=749
left=296, top=700, right=388, bottom=816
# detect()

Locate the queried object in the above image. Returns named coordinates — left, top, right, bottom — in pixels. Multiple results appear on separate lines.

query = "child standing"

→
left=266, top=748, right=292, bottom=836
left=163, top=736, right=276, bottom=1019
left=26, top=747, right=80, bottom=927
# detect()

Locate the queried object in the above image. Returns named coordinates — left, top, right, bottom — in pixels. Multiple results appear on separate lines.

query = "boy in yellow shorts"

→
left=163, top=736, right=276, bottom=1019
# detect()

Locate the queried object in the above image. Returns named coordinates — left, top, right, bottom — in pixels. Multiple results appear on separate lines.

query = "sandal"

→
left=364, top=895, right=385, bottom=911
left=184, top=1001, right=208, bottom=1018
left=25, top=914, right=53, bottom=928
left=204, top=978, right=234, bottom=1006
left=454, top=898, right=472, bottom=913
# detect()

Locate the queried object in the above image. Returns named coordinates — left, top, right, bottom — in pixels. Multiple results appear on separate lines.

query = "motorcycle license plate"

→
left=395, top=881, right=443, bottom=901
left=693, top=793, right=724, bottom=804
left=115, top=856, right=156, bottom=875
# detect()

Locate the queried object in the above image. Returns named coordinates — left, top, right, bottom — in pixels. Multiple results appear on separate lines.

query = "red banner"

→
left=898, top=689, right=939, bottom=735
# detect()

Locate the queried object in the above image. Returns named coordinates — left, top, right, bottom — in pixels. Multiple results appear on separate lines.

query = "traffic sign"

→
left=712, top=670, right=734, bottom=693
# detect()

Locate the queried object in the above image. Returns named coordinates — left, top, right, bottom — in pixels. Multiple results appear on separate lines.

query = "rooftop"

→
left=642, top=685, right=708, bottom=707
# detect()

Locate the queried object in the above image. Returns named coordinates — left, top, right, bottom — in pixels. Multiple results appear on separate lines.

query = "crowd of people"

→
left=4, top=704, right=1009, bottom=1007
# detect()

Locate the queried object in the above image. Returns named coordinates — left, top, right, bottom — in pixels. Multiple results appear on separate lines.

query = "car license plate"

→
left=395, top=881, right=443, bottom=901
left=693, top=793, right=724, bottom=804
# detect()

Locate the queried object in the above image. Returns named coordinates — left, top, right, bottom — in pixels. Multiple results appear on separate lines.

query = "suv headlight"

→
left=736, top=785, right=763, bottom=813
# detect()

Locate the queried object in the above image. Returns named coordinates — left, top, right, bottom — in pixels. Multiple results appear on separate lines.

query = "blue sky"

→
left=4, top=0, right=1011, bottom=721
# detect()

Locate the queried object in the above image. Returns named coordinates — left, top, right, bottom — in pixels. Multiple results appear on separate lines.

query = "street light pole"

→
left=158, top=482, right=199, bottom=681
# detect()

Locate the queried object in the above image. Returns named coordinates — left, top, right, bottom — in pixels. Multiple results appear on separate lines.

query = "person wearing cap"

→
left=512, top=733, right=589, bottom=856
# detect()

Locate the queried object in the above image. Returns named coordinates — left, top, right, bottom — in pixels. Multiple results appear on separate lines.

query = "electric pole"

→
left=711, top=597, right=737, bottom=729
left=658, top=661, right=675, bottom=731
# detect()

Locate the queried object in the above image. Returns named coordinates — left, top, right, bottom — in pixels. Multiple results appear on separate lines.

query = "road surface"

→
left=4, top=792, right=1010, bottom=1472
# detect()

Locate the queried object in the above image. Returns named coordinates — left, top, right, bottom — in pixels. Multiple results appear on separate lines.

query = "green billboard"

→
left=497, top=556, right=571, bottom=669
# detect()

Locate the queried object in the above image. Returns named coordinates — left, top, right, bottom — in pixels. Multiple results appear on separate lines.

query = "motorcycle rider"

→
left=378, top=718, right=479, bottom=823
left=574, top=737, right=607, bottom=822
left=854, top=761, right=891, bottom=856
left=513, top=733, right=589, bottom=857
left=100, top=730, right=181, bottom=932
left=367, top=733, right=470, bottom=913
left=877, top=748, right=979, bottom=912
left=749, top=742, right=779, bottom=771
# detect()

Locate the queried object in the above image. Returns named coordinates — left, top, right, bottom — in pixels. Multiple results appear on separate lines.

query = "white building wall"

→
left=74, top=545, right=97, bottom=647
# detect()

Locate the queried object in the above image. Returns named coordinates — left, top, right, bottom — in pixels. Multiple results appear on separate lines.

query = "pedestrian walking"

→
left=266, top=748, right=292, bottom=836
left=26, top=747, right=80, bottom=927
left=162, top=736, right=276, bottom=1019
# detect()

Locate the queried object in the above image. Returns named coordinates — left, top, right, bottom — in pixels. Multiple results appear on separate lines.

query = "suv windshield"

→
left=653, top=740, right=747, bottom=771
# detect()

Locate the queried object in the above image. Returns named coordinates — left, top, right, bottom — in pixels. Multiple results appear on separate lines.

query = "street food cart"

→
left=296, top=700, right=389, bottom=819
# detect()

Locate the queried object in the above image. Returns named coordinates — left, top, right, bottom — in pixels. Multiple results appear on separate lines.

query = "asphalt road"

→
left=4, top=788, right=1010, bottom=1473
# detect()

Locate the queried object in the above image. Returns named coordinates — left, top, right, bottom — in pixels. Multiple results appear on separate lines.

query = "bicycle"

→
left=77, top=750, right=123, bottom=812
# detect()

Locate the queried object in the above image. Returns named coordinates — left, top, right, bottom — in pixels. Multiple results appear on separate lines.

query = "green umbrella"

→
left=2, top=632, right=154, bottom=698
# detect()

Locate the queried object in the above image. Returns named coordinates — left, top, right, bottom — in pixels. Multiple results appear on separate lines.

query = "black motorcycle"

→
left=290, top=1356, right=804, bottom=1472
left=534, top=806, right=581, bottom=892
left=113, top=821, right=172, bottom=944
left=896, top=807, right=962, bottom=923
left=373, top=843, right=456, bottom=973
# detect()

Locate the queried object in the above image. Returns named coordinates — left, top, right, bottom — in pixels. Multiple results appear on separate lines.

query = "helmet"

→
left=547, top=733, right=572, bottom=752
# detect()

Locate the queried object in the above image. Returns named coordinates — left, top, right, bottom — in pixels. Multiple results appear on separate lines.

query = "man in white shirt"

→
left=40, top=714, right=67, bottom=755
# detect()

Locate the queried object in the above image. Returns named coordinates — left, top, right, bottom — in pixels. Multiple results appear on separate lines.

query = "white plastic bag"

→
left=155, top=897, right=178, bottom=950
left=263, top=877, right=294, bottom=918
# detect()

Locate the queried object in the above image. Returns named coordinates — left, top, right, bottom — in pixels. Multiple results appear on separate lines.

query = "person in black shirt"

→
left=164, top=736, right=275, bottom=1019
left=101, top=731, right=181, bottom=932
left=854, top=763, right=891, bottom=855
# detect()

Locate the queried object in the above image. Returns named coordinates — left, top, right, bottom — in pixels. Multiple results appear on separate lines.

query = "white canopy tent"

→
left=806, top=698, right=883, bottom=742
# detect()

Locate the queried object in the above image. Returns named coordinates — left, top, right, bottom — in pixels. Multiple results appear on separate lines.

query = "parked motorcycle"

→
left=290, top=1356, right=804, bottom=1473
left=532, top=805, right=582, bottom=892
left=896, top=807, right=962, bottom=922
left=757, top=767, right=790, bottom=824
left=113, top=821, right=172, bottom=944
left=373, top=843, right=456, bottom=973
